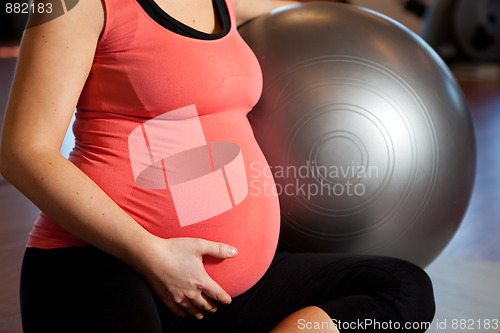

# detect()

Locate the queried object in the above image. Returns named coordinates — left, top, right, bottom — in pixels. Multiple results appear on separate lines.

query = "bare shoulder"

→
left=232, top=0, right=273, bottom=26
left=3, top=0, right=107, bottom=155
left=25, top=0, right=105, bottom=43
left=232, top=0, right=297, bottom=26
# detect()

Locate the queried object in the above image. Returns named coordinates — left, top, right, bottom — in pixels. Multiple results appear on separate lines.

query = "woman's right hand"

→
left=134, top=237, right=238, bottom=320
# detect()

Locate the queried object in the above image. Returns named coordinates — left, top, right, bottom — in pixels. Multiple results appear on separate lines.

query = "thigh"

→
left=20, top=247, right=163, bottom=333
left=199, top=252, right=434, bottom=333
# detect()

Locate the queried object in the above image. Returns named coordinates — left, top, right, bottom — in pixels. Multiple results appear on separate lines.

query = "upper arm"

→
left=0, top=0, right=104, bottom=163
left=234, top=0, right=298, bottom=26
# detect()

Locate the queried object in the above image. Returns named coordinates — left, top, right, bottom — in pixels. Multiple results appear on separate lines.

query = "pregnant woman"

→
left=0, top=0, right=435, bottom=332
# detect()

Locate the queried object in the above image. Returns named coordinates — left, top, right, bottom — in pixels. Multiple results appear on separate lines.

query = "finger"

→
left=154, top=288, right=188, bottom=318
left=190, top=293, right=218, bottom=313
left=197, top=239, right=238, bottom=259
left=165, top=298, right=187, bottom=318
left=177, top=298, right=204, bottom=320
left=182, top=289, right=217, bottom=314
left=201, top=293, right=218, bottom=313
left=201, top=278, right=232, bottom=305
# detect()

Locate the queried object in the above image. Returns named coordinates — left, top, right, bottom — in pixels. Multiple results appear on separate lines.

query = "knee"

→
left=388, top=258, right=436, bottom=329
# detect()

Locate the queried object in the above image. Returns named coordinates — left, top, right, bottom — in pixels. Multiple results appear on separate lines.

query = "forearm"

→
left=0, top=146, right=154, bottom=271
left=1, top=139, right=239, bottom=317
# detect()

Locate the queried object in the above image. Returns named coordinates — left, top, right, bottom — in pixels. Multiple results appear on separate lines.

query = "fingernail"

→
left=229, top=247, right=238, bottom=256
left=196, top=314, right=203, bottom=320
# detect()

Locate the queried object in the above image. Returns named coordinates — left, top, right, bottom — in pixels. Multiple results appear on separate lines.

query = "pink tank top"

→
left=27, top=0, right=280, bottom=297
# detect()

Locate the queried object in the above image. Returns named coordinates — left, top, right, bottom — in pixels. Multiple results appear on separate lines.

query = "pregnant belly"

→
left=72, top=106, right=281, bottom=295
left=120, top=141, right=280, bottom=296
left=120, top=160, right=280, bottom=296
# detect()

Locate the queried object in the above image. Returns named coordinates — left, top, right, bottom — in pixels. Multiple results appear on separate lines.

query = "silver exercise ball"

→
left=239, top=3, right=476, bottom=267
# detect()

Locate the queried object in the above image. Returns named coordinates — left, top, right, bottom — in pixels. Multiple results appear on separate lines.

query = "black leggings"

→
left=20, top=247, right=435, bottom=332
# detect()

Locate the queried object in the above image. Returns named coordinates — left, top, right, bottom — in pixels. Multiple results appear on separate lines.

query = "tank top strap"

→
left=95, top=0, right=140, bottom=53
left=224, top=0, right=238, bottom=29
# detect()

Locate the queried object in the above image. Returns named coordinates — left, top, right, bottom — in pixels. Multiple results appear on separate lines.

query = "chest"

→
left=152, top=0, right=222, bottom=34
left=79, top=0, right=263, bottom=118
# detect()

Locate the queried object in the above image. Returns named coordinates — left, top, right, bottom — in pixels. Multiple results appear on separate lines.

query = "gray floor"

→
left=424, top=71, right=500, bottom=332
left=426, top=255, right=500, bottom=333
